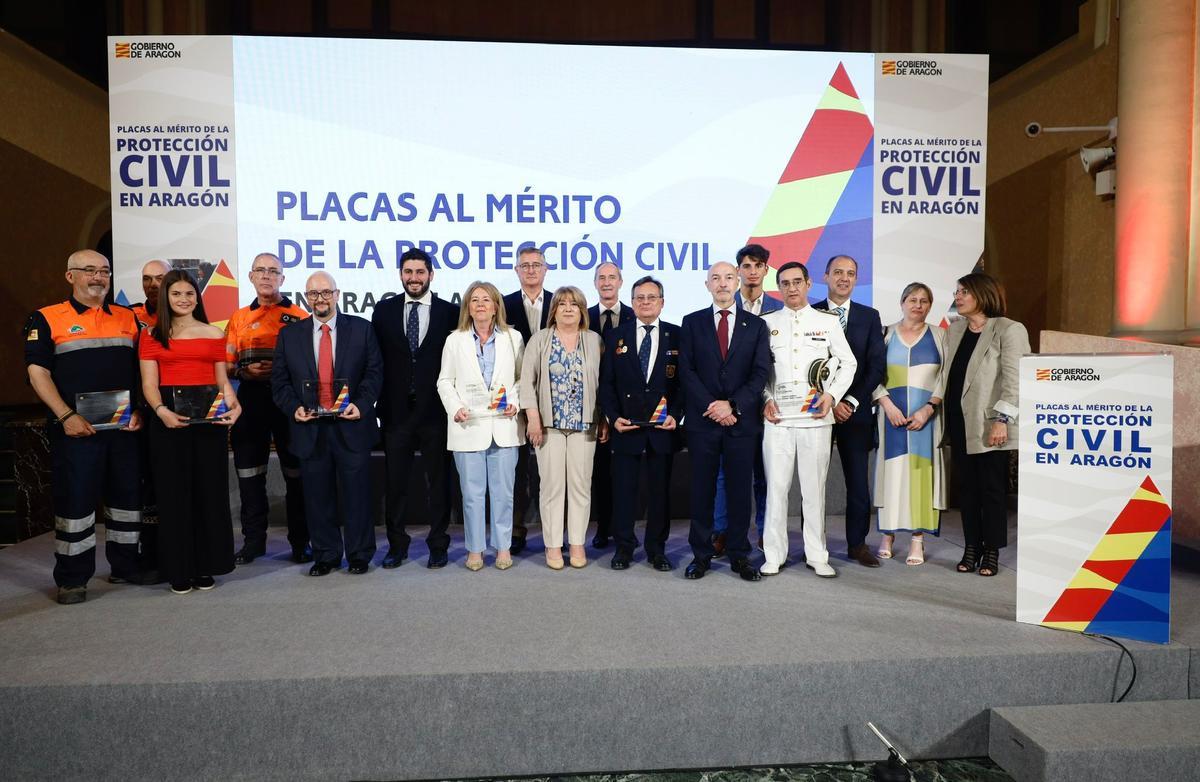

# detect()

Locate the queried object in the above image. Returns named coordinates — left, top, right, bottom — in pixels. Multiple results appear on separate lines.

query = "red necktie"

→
left=717, top=309, right=730, bottom=361
left=318, top=323, right=333, bottom=409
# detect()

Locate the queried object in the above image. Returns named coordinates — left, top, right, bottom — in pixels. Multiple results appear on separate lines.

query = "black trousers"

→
left=149, top=419, right=234, bottom=585
left=49, top=427, right=142, bottom=587
left=230, top=380, right=307, bottom=551
left=135, top=423, right=158, bottom=572
left=383, top=416, right=451, bottom=556
left=832, top=420, right=874, bottom=549
left=688, top=429, right=756, bottom=562
left=302, top=422, right=375, bottom=566
left=611, top=448, right=673, bottom=558
left=590, top=440, right=613, bottom=538
left=512, top=441, right=540, bottom=540
left=951, top=445, right=1010, bottom=550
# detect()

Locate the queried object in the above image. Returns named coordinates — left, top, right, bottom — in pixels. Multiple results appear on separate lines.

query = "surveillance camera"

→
left=1025, top=122, right=1042, bottom=138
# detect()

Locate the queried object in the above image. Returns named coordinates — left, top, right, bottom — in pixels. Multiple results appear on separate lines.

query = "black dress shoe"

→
left=711, top=532, right=727, bottom=558
left=309, top=562, right=335, bottom=577
left=685, top=558, right=711, bottom=580
left=381, top=550, right=406, bottom=569
left=427, top=551, right=449, bottom=569
left=290, top=546, right=313, bottom=564
left=610, top=552, right=631, bottom=570
left=730, top=558, right=762, bottom=582
left=510, top=537, right=527, bottom=556
left=592, top=534, right=610, bottom=549
left=347, top=560, right=369, bottom=575
left=848, top=543, right=881, bottom=568
left=649, top=554, right=674, bottom=572
left=234, top=546, right=265, bottom=565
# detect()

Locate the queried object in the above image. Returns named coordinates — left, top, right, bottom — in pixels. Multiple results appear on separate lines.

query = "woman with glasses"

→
left=871, top=282, right=946, bottom=566
left=941, top=273, right=1029, bottom=578
left=139, top=269, right=241, bottom=594
left=437, top=282, right=524, bottom=571
left=520, top=286, right=607, bottom=569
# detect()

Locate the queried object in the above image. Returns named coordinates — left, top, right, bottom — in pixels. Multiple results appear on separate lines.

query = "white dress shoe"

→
left=805, top=561, right=837, bottom=578
left=759, top=562, right=780, bottom=576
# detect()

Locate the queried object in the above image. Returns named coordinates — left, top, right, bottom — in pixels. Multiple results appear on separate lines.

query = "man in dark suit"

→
left=502, top=246, right=550, bottom=554
left=372, top=248, right=457, bottom=569
left=814, top=254, right=886, bottom=568
left=679, top=261, right=770, bottom=582
left=587, top=261, right=634, bottom=549
left=598, top=275, right=680, bottom=572
left=272, top=271, right=383, bottom=576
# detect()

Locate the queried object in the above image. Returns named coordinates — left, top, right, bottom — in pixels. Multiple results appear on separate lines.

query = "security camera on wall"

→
left=1024, top=117, right=1118, bottom=140
left=1025, top=122, right=1042, bottom=138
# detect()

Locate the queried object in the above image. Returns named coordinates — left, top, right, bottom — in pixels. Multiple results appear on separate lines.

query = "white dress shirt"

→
left=404, top=291, right=432, bottom=346
left=635, top=318, right=661, bottom=380
left=741, top=291, right=765, bottom=317
left=598, top=305, right=620, bottom=331
left=311, top=313, right=338, bottom=368
left=711, top=303, right=736, bottom=350
left=523, top=291, right=544, bottom=335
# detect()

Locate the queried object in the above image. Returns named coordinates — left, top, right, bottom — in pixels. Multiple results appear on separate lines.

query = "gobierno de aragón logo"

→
left=114, top=41, right=181, bottom=60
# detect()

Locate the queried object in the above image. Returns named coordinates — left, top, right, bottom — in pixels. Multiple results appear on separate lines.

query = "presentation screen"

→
left=108, top=37, right=987, bottom=328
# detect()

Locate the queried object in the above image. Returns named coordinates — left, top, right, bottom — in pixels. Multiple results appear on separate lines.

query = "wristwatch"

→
left=993, top=413, right=1011, bottom=424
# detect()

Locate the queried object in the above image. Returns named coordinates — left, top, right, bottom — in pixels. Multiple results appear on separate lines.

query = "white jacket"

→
left=437, top=327, right=526, bottom=452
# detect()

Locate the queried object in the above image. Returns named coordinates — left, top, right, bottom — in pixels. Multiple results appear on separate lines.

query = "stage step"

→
left=989, top=700, right=1200, bottom=782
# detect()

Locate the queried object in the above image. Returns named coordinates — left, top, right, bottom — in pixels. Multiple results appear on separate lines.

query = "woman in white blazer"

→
left=940, top=273, right=1030, bottom=578
left=437, top=281, right=525, bottom=571
left=520, top=286, right=607, bottom=570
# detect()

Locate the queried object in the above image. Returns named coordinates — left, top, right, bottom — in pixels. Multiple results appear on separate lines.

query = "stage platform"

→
left=1, top=512, right=1197, bottom=781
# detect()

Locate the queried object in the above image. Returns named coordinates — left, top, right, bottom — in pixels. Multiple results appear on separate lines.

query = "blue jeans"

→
left=713, top=452, right=767, bottom=537
left=453, top=443, right=518, bottom=554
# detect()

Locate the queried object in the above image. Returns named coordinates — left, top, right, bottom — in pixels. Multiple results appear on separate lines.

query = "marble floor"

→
left=474, top=758, right=1012, bottom=781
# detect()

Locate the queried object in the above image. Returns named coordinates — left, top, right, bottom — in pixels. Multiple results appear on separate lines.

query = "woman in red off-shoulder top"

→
left=139, top=270, right=241, bottom=595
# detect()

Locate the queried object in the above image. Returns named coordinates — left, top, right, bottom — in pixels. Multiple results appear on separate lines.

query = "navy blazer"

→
left=587, top=302, right=635, bottom=337
left=813, top=298, right=885, bottom=425
left=598, top=319, right=683, bottom=455
left=734, top=290, right=783, bottom=316
left=371, top=293, right=457, bottom=426
left=271, top=313, right=383, bottom=458
left=678, top=306, right=770, bottom=437
left=502, top=288, right=550, bottom=343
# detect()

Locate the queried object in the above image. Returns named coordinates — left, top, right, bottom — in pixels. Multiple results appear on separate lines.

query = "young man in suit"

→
left=713, top=244, right=784, bottom=553
left=598, top=276, right=681, bottom=572
left=679, top=262, right=771, bottom=582
left=813, top=255, right=886, bottom=568
left=372, top=248, right=458, bottom=569
left=587, top=261, right=634, bottom=549
left=502, top=246, right=550, bottom=554
left=272, top=271, right=383, bottom=576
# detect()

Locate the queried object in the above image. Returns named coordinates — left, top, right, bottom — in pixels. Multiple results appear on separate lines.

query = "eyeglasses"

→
left=954, top=288, right=971, bottom=296
left=305, top=289, right=337, bottom=301
left=517, top=263, right=544, bottom=272
left=69, top=267, right=112, bottom=278
left=251, top=267, right=282, bottom=277
left=632, top=295, right=661, bottom=302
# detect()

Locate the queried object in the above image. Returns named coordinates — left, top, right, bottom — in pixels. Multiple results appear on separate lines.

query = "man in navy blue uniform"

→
left=812, top=254, right=887, bottom=568
left=272, top=271, right=382, bottom=576
left=598, top=276, right=681, bottom=572
left=679, top=261, right=770, bottom=582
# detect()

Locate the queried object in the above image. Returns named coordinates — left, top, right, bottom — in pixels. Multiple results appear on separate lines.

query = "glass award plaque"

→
left=775, top=356, right=841, bottom=419
left=237, top=336, right=274, bottom=368
left=628, top=395, right=670, bottom=428
left=303, top=378, right=351, bottom=418
left=76, top=390, right=133, bottom=430
left=171, top=385, right=230, bottom=423
left=465, top=383, right=510, bottom=419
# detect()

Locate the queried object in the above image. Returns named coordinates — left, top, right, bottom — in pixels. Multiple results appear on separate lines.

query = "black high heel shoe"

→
left=978, top=547, right=1000, bottom=577
left=956, top=544, right=980, bottom=573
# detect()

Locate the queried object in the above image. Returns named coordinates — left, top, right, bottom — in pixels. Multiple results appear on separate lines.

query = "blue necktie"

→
left=835, top=305, right=847, bottom=330
left=407, top=301, right=420, bottom=357
left=639, top=324, right=654, bottom=381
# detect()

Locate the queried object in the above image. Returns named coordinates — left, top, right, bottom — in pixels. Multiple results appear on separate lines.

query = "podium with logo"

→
left=1016, top=353, right=1173, bottom=644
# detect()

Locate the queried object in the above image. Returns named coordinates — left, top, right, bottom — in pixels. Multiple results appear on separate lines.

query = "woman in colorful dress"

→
left=139, top=270, right=241, bottom=594
left=520, top=286, right=607, bottom=570
left=872, top=282, right=946, bottom=566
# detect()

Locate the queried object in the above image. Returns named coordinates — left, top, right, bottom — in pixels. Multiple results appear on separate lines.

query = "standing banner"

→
left=1017, top=354, right=1174, bottom=644
left=108, top=37, right=986, bottom=327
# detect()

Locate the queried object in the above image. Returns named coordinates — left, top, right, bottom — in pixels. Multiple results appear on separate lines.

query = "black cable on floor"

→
left=1084, top=632, right=1137, bottom=702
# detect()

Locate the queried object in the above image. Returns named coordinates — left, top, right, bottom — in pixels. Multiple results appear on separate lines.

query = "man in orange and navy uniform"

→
left=130, top=259, right=169, bottom=331
left=225, top=252, right=311, bottom=564
left=24, top=250, right=146, bottom=605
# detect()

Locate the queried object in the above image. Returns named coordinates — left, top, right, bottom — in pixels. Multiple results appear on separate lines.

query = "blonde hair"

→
left=456, top=281, right=511, bottom=332
left=546, top=286, right=590, bottom=330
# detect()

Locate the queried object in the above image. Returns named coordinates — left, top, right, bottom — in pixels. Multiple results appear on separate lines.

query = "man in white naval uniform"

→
left=760, top=262, right=857, bottom=578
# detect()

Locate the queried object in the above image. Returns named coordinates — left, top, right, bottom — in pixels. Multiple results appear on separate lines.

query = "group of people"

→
left=24, top=243, right=1028, bottom=604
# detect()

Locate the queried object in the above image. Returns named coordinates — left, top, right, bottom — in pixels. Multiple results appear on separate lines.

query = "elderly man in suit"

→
left=813, top=254, right=886, bottom=568
left=679, top=261, right=771, bottom=582
left=598, top=275, right=681, bottom=572
left=272, top=271, right=382, bottom=576
left=502, top=246, right=550, bottom=554
left=372, top=248, right=458, bottom=569
left=587, top=261, right=634, bottom=549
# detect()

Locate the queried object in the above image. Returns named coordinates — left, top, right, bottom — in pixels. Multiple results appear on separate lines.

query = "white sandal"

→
left=906, top=536, right=925, bottom=566
left=877, top=534, right=895, bottom=559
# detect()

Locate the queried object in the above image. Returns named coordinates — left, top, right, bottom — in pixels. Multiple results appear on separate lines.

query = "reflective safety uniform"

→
left=759, top=305, right=857, bottom=571
left=130, top=300, right=159, bottom=570
left=224, top=297, right=309, bottom=552
left=130, top=302, right=157, bottom=331
left=24, top=297, right=143, bottom=587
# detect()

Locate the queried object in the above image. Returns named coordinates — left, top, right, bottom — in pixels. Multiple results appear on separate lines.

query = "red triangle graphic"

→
left=829, top=62, right=858, bottom=99
left=1083, top=559, right=1136, bottom=584
left=1043, top=588, right=1112, bottom=623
